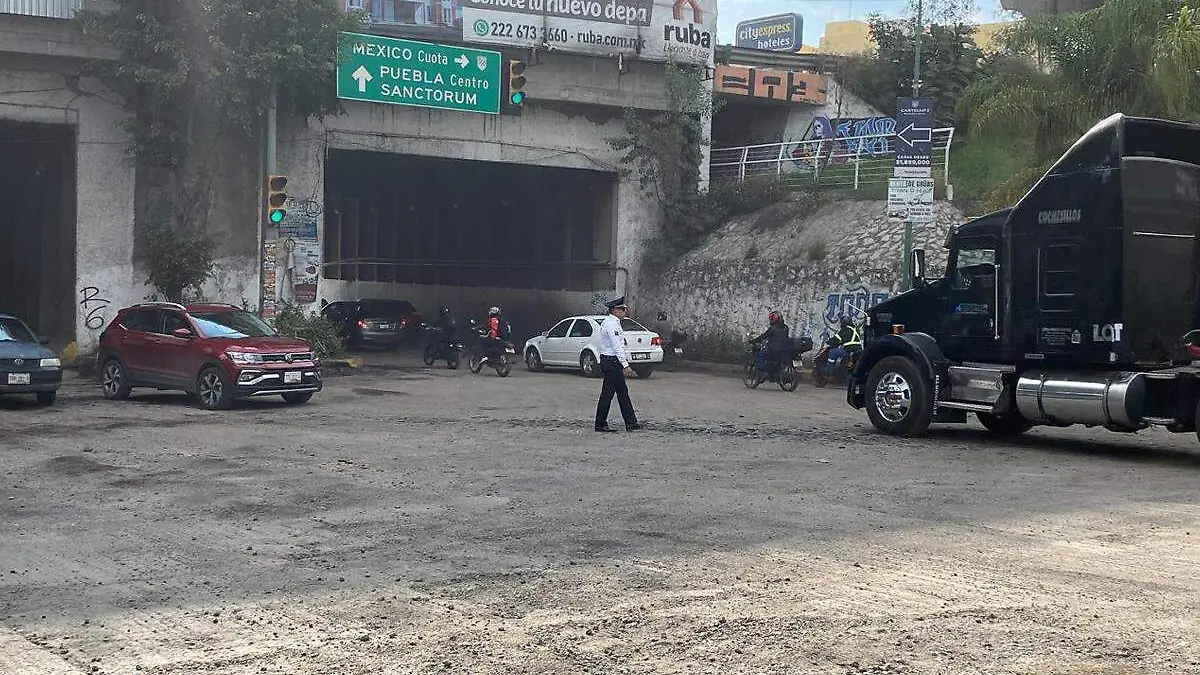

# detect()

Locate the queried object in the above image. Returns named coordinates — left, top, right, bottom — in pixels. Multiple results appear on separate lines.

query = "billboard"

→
left=461, top=0, right=716, bottom=64
left=734, top=13, right=800, bottom=52
left=714, top=64, right=826, bottom=105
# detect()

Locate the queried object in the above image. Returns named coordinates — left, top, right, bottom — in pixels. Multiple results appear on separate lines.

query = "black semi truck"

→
left=848, top=114, right=1200, bottom=441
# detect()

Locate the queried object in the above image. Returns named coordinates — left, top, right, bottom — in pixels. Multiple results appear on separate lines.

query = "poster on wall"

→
left=261, top=239, right=279, bottom=318
left=462, top=0, right=715, bottom=64
left=289, top=240, right=322, bottom=305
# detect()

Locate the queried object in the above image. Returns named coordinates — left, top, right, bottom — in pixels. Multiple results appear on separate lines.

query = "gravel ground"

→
left=3, top=355, right=1200, bottom=674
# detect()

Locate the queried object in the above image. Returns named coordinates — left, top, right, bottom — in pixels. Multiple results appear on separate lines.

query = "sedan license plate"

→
left=631, top=353, right=650, bottom=361
left=7, top=373, right=30, bottom=385
left=378, top=323, right=395, bottom=331
left=284, top=371, right=302, bottom=384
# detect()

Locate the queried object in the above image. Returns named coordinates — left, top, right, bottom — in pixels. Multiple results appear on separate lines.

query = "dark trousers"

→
left=595, top=355, right=637, bottom=429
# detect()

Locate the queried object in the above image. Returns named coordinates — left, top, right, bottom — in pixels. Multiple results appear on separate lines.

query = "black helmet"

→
left=840, top=315, right=852, bottom=326
left=657, top=312, right=668, bottom=321
left=439, top=307, right=450, bottom=316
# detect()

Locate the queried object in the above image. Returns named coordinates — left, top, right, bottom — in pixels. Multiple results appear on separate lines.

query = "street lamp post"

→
left=901, top=0, right=924, bottom=291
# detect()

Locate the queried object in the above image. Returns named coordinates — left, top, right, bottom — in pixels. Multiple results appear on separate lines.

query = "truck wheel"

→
left=977, top=412, right=1034, bottom=436
left=865, top=356, right=932, bottom=437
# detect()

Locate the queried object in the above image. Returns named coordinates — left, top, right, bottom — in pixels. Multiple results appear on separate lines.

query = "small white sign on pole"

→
left=887, top=178, right=935, bottom=223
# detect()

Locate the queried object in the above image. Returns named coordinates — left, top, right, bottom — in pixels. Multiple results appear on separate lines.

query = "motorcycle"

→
left=420, top=324, right=463, bottom=369
left=466, top=319, right=514, bottom=377
left=662, top=329, right=689, bottom=372
left=811, top=343, right=860, bottom=388
left=743, top=336, right=813, bottom=392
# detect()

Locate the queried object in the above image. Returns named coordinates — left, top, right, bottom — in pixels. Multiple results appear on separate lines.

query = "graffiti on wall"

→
left=714, top=65, right=828, bottom=105
left=79, top=286, right=111, bottom=330
left=818, top=285, right=889, bottom=342
left=789, top=116, right=897, bottom=170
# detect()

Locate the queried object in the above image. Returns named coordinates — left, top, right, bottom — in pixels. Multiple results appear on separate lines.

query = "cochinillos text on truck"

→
left=848, top=114, right=1200, bottom=442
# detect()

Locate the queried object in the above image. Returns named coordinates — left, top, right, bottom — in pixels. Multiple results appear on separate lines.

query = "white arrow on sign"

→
left=352, top=65, right=373, bottom=93
left=896, top=123, right=933, bottom=148
left=455, top=54, right=469, bottom=68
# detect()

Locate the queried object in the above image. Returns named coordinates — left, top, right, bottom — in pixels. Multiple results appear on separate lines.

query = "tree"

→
left=841, top=14, right=985, bottom=126
left=75, top=0, right=364, bottom=295
left=957, top=0, right=1200, bottom=208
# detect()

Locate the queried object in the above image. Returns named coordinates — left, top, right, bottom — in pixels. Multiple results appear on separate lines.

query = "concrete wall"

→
left=0, top=47, right=136, bottom=353
left=272, top=50, right=682, bottom=322
left=645, top=200, right=961, bottom=349
left=781, top=79, right=884, bottom=142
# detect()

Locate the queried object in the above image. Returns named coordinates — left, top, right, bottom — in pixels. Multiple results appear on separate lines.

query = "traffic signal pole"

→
left=261, top=86, right=278, bottom=317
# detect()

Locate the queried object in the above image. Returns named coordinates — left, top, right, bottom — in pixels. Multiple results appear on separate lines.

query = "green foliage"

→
left=76, top=0, right=364, bottom=173
left=609, top=64, right=726, bottom=273
left=947, top=135, right=1035, bottom=212
left=139, top=216, right=216, bottom=303
left=840, top=15, right=985, bottom=127
left=955, top=0, right=1200, bottom=208
left=273, top=303, right=343, bottom=360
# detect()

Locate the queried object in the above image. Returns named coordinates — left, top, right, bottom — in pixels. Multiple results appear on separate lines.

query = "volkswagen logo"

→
left=12, top=358, right=22, bottom=366
left=284, top=353, right=294, bottom=363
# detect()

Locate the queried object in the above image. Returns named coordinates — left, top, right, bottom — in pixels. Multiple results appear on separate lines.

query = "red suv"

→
left=97, top=302, right=322, bottom=409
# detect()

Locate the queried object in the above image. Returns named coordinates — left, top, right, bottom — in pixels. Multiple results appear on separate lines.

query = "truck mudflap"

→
left=847, top=332, right=947, bottom=409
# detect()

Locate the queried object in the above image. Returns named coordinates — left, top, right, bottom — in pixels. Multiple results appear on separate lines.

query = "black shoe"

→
left=595, top=426, right=618, bottom=433
left=626, top=423, right=644, bottom=431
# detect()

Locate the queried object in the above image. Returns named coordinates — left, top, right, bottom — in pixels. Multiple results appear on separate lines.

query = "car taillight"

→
left=651, top=336, right=662, bottom=346
left=356, top=319, right=366, bottom=329
left=399, top=318, right=408, bottom=327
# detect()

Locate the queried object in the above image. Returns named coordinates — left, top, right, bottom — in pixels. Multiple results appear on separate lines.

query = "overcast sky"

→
left=717, top=0, right=1016, bottom=46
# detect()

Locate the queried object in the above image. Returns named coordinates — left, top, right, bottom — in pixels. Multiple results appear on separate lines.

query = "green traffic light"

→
left=269, top=209, right=285, bottom=224
left=510, top=91, right=525, bottom=105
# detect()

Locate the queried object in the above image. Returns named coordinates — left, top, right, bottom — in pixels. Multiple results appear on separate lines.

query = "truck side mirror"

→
left=911, top=248, right=927, bottom=288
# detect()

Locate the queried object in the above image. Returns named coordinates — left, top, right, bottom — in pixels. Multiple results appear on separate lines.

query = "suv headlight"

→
left=226, top=351, right=263, bottom=364
left=40, top=358, right=61, bottom=368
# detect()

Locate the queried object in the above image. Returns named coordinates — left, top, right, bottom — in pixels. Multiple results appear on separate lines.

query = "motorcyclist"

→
left=749, top=311, right=790, bottom=379
left=482, top=306, right=504, bottom=358
left=434, top=306, right=458, bottom=353
left=650, top=312, right=672, bottom=341
left=823, top=315, right=862, bottom=375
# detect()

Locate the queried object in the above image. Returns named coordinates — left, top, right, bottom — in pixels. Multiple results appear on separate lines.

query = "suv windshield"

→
left=0, top=317, right=34, bottom=342
left=191, top=311, right=276, bottom=339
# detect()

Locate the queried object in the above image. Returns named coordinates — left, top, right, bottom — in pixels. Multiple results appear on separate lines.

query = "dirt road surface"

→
left=3, top=357, right=1200, bottom=674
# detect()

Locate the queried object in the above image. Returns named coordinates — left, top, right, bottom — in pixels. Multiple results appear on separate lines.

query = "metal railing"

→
left=710, top=127, right=956, bottom=190
left=0, top=0, right=82, bottom=19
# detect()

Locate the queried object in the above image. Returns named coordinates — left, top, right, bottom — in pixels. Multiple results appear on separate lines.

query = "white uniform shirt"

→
left=598, top=314, right=630, bottom=368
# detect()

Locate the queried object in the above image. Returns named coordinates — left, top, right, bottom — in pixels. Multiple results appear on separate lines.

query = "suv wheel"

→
left=196, top=366, right=234, bottom=410
left=101, top=357, right=132, bottom=400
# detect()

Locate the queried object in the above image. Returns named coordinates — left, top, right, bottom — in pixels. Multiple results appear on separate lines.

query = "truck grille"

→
left=261, top=352, right=313, bottom=363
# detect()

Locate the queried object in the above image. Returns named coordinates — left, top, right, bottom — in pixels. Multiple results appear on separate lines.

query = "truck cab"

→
left=848, top=114, right=1200, bottom=442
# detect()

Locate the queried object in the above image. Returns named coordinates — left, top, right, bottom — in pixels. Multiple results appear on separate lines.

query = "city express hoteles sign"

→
left=462, top=0, right=715, bottom=64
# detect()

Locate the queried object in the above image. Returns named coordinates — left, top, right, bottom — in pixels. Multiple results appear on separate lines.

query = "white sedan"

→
left=523, top=315, right=664, bottom=378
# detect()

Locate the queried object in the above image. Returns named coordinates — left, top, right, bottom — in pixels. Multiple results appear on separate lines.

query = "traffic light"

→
left=507, top=59, right=527, bottom=107
left=266, top=175, right=288, bottom=225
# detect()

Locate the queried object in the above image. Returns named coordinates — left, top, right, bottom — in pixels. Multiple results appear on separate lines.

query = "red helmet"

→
left=768, top=311, right=782, bottom=325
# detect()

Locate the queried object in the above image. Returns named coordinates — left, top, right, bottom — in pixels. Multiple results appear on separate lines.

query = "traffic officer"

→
left=594, top=296, right=643, bottom=432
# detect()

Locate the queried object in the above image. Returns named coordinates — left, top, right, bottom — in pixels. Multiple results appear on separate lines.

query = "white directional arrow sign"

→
left=896, top=123, right=933, bottom=148
left=455, top=54, right=469, bottom=68
left=351, top=65, right=372, bottom=93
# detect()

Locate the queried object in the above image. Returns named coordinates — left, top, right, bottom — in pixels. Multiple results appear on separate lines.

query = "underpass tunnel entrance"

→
left=323, top=150, right=618, bottom=335
left=0, top=122, right=77, bottom=343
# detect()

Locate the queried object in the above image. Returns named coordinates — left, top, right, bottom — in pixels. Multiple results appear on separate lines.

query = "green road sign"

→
left=337, top=32, right=502, bottom=115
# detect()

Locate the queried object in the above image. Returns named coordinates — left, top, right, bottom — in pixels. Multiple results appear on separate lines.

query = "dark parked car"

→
left=1186, top=329, right=1200, bottom=361
left=321, top=299, right=422, bottom=348
left=0, top=313, right=62, bottom=405
left=97, top=302, right=321, bottom=410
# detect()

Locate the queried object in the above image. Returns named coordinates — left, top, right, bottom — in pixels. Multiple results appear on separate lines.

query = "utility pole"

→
left=901, top=0, right=924, bottom=291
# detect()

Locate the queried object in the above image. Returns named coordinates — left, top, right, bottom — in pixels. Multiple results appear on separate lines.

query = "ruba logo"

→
left=664, top=0, right=711, bottom=50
